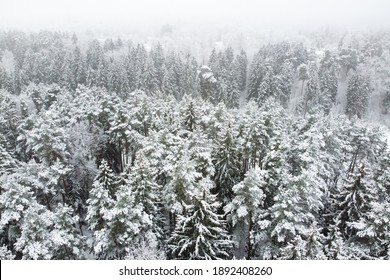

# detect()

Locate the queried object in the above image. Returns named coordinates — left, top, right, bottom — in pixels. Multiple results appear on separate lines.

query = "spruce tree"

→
left=335, top=164, right=374, bottom=241
left=303, top=63, right=320, bottom=117
left=86, top=160, right=116, bottom=257
left=213, top=125, right=241, bottom=206
left=234, top=50, right=248, bottom=92
left=168, top=179, right=232, bottom=260
left=346, top=69, right=371, bottom=119
left=319, top=50, right=339, bottom=113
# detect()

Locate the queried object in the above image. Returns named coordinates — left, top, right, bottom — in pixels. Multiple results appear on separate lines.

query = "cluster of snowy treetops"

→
left=0, top=31, right=389, bottom=260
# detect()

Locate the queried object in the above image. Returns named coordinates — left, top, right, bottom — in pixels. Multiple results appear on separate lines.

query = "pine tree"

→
left=257, top=67, right=274, bottom=104
left=297, top=64, right=309, bottom=97
left=339, top=48, right=358, bottom=76
left=181, top=99, right=199, bottom=133
left=219, top=69, right=240, bottom=108
left=346, top=154, right=390, bottom=259
left=0, top=66, right=11, bottom=91
left=335, top=164, right=374, bottom=241
left=263, top=117, right=326, bottom=259
left=86, top=160, right=116, bottom=255
left=141, top=56, right=159, bottom=94
left=150, top=43, right=165, bottom=91
left=128, top=152, right=162, bottom=239
left=14, top=204, right=56, bottom=259
left=303, top=63, right=320, bottom=117
left=97, top=184, right=152, bottom=259
left=168, top=179, right=232, bottom=260
left=208, top=48, right=220, bottom=78
left=181, top=53, right=199, bottom=98
left=0, top=246, right=15, bottom=260
left=274, top=61, right=294, bottom=108
left=267, top=169, right=325, bottom=259
left=383, top=90, right=390, bottom=114
left=49, top=205, right=84, bottom=259
left=319, top=50, right=339, bottom=113
left=0, top=174, right=36, bottom=257
left=86, top=40, right=104, bottom=71
left=346, top=69, right=371, bottom=119
left=0, top=139, right=16, bottom=176
left=325, top=224, right=349, bottom=259
left=351, top=197, right=390, bottom=259
left=1, top=171, right=83, bottom=259
left=247, top=52, right=267, bottom=101
left=224, top=168, right=265, bottom=259
left=61, top=51, right=77, bottom=90
left=164, top=140, right=201, bottom=216
left=234, top=50, right=248, bottom=91
left=162, top=65, right=180, bottom=98
left=199, top=65, right=219, bottom=104
left=213, top=124, right=241, bottom=206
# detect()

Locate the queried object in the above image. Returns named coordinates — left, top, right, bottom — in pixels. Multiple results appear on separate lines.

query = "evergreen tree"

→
left=213, top=124, right=241, bottom=206
left=335, top=164, right=374, bottom=241
left=263, top=117, right=326, bottom=259
left=1, top=170, right=82, bottom=259
left=181, top=53, right=199, bottom=98
left=0, top=139, right=16, bottom=175
left=168, top=179, right=232, bottom=260
left=127, top=152, right=163, bottom=240
left=162, top=65, right=180, bottom=98
left=86, top=40, right=104, bottom=71
left=181, top=99, right=199, bottom=133
left=86, top=160, right=116, bottom=240
left=224, top=168, right=265, bottom=259
left=297, top=64, right=309, bottom=97
left=199, top=65, right=219, bottom=104
left=257, top=67, right=274, bottom=103
left=96, top=184, right=152, bottom=259
left=319, top=50, right=339, bottom=113
left=303, top=63, right=320, bottom=117
left=247, top=52, right=267, bottom=101
left=150, top=43, right=165, bottom=91
left=266, top=169, right=326, bottom=259
left=274, top=61, right=294, bottom=108
left=141, top=56, right=159, bottom=94
left=234, top=50, right=248, bottom=91
left=219, top=68, right=240, bottom=108
left=345, top=69, right=371, bottom=119
left=164, top=140, right=201, bottom=216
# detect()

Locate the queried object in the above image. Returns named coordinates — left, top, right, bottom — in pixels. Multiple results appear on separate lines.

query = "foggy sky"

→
left=1, top=0, right=390, bottom=33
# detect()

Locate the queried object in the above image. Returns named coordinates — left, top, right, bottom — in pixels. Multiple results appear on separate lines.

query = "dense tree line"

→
left=0, top=31, right=389, bottom=259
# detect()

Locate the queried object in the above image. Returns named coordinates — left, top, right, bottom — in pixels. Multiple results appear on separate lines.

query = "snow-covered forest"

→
left=0, top=30, right=389, bottom=260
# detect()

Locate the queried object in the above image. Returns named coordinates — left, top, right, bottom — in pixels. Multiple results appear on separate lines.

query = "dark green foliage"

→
left=168, top=189, right=232, bottom=260
left=346, top=70, right=371, bottom=119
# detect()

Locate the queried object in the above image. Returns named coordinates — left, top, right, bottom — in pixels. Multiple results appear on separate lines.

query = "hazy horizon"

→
left=1, top=0, right=390, bottom=35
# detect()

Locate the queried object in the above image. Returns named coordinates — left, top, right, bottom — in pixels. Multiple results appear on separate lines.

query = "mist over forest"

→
left=1, top=0, right=390, bottom=260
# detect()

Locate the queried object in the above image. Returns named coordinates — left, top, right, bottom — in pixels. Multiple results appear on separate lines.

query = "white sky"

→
left=0, top=0, right=390, bottom=32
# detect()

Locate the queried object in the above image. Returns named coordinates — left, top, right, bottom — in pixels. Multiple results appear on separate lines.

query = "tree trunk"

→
left=247, top=211, right=253, bottom=260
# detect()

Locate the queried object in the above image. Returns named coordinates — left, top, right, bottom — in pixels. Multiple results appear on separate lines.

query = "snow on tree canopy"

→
left=0, top=30, right=390, bottom=260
